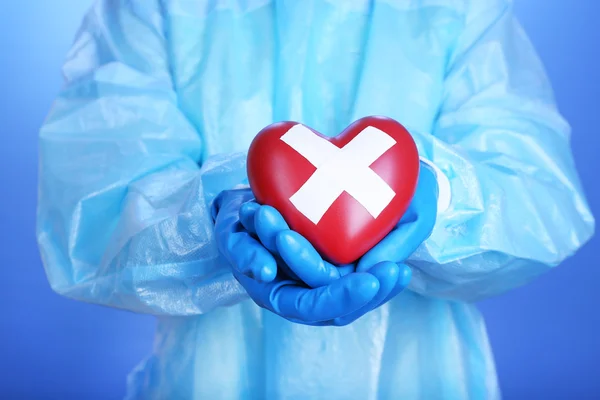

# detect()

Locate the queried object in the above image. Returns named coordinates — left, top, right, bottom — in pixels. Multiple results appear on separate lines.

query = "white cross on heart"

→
left=280, top=124, right=397, bottom=225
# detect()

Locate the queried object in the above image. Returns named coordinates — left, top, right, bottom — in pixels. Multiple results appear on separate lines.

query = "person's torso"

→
left=164, top=0, right=464, bottom=159
left=125, top=2, right=500, bottom=399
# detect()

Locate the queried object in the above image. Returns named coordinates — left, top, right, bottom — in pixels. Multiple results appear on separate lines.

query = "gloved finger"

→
left=333, top=261, right=400, bottom=326
left=399, top=204, right=418, bottom=224
left=226, top=232, right=277, bottom=282
left=231, top=270, right=377, bottom=324
left=357, top=225, right=417, bottom=271
left=275, top=230, right=340, bottom=288
left=379, top=263, right=412, bottom=305
left=239, top=201, right=260, bottom=234
left=231, top=268, right=277, bottom=310
left=272, top=254, right=302, bottom=282
left=211, top=188, right=254, bottom=222
left=237, top=203, right=301, bottom=282
left=357, top=208, right=436, bottom=271
left=254, top=205, right=290, bottom=252
left=270, top=272, right=380, bottom=323
left=337, top=264, right=356, bottom=277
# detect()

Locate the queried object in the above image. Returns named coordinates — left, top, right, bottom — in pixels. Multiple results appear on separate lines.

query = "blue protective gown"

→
left=37, top=0, right=595, bottom=398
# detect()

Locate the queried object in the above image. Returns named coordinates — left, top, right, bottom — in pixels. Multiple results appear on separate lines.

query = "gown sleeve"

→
left=37, top=0, right=249, bottom=316
left=407, top=0, right=595, bottom=302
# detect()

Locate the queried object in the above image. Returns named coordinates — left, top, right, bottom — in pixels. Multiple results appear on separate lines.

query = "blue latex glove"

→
left=357, top=162, right=439, bottom=271
left=212, top=188, right=412, bottom=326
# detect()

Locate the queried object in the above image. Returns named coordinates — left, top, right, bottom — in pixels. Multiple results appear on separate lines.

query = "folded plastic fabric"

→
left=37, top=0, right=594, bottom=398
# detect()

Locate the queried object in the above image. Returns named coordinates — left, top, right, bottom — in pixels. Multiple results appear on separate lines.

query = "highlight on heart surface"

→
left=247, top=116, right=420, bottom=265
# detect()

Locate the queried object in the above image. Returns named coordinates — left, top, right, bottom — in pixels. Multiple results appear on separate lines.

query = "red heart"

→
left=247, top=116, right=420, bottom=265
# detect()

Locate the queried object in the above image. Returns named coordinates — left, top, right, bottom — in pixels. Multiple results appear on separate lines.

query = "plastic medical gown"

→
left=37, top=0, right=594, bottom=398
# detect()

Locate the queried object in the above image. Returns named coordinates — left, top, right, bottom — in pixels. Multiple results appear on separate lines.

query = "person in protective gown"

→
left=37, top=0, right=595, bottom=398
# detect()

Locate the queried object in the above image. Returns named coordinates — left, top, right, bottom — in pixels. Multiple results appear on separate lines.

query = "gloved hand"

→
left=211, top=188, right=412, bottom=326
left=357, top=162, right=439, bottom=272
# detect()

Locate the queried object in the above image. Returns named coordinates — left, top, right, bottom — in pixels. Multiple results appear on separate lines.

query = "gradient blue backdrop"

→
left=0, top=1, right=598, bottom=399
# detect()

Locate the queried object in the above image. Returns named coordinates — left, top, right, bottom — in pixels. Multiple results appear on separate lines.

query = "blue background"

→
left=0, top=1, right=598, bottom=399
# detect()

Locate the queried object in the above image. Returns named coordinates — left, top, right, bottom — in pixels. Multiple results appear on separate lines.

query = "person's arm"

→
left=406, top=0, right=594, bottom=302
left=37, top=0, right=248, bottom=315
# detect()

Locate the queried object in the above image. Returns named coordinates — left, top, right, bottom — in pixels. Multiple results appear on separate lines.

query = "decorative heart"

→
left=247, top=116, right=420, bottom=265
